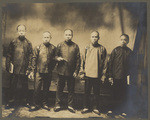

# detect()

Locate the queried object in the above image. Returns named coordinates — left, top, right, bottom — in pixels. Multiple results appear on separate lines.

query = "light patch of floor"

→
left=2, top=105, right=14, bottom=118
left=17, top=107, right=108, bottom=118
left=2, top=106, right=125, bottom=118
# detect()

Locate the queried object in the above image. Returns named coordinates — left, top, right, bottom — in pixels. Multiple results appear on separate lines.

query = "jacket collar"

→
left=43, top=42, right=51, bottom=47
left=64, top=40, right=73, bottom=45
left=18, top=36, right=26, bottom=41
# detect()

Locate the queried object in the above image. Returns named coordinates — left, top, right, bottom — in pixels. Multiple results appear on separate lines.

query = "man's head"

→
left=64, top=29, right=73, bottom=42
left=120, top=34, right=129, bottom=47
left=90, top=31, right=100, bottom=45
left=43, top=31, right=52, bottom=44
left=17, top=25, right=26, bottom=37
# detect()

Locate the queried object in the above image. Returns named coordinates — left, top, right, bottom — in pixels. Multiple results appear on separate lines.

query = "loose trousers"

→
left=84, top=76, right=101, bottom=110
left=33, top=73, right=52, bottom=107
left=9, top=74, right=28, bottom=105
left=113, top=78, right=128, bottom=113
left=55, top=75, right=75, bottom=107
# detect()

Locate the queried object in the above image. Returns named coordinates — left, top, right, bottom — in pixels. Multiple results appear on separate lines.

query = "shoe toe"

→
left=43, top=105, right=50, bottom=111
left=81, top=108, right=90, bottom=114
left=68, top=106, right=76, bottom=113
left=54, top=106, right=62, bottom=112
left=93, top=109, right=100, bottom=115
left=29, top=106, right=40, bottom=112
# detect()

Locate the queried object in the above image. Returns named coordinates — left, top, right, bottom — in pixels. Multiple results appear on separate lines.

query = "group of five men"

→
left=6, top=24, right=132, bottom=116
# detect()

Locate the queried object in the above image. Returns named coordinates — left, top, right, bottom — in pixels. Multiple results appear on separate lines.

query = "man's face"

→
left=43, top=32, right=51, bottom=44
left=120, top=35, right=129, bottom=46
left=17, top=25, right=26, bottom=36
left=91, top=32, right=99, bottom=45
left=64, top=30, right=73, bottom=41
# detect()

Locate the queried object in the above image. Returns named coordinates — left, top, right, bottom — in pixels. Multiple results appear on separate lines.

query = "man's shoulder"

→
left=25, top=38, right=32, bottom=45
left=35, top=44, right=42, bottom=50
left=109, top=46, right=119, bottom=54
left=85, top=44, right=106, bottom=51
left=98, top=44, right=106, bottom=51
left=50, top=43, right=56, bottom=49
left=9, top=38, right=20, bottom=45
left=57, top=41, right=79, bottom=47
left=126, top=46, right=132, bottom=52
left=10, top=38, right=18, bottom=43
left=113, top=46, right=121, bottom=51
left=72, top=41, right=79, bottom=48
left=114, top=46, right=120, bottom=49
left=57, top=41, right=65, bottom=47
left=112, top=46, right=132, bottom=53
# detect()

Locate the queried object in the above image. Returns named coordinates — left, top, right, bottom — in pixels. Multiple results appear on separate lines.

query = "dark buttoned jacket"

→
left=6, top=37, right=33, bottom=74
left=108, top=46, right=132, bottom=79
left=32, top=43, right=56, bottom=73
left=56, top=41, right=81, bottom=76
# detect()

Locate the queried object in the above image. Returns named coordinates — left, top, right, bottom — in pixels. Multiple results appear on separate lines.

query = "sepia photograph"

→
left=1, top=1, right=148, bottom=119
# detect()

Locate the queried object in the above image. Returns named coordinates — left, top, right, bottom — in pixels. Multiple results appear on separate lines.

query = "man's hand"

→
left=80, top=80, right=85, bottom=85
left=79, top=73, right=85, bottom=80
left=57, top=57, right=65, bottom=61
left=101, top=75, right=106, bottom=83
left=28, top=72, right=34, bottom=80
left=73, top=72, right=78, bottom=78
left=26, top=70, right=30, bottom=76
left=79, top=73, right=85, bottom=85
left=108, top=77, right=113, bottom=85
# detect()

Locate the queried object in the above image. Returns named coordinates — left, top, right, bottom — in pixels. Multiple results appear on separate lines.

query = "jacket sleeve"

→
left=127, top=49, right=133, bottom=76
left=108, top=49, right=115, bottom=78
left=74, top=45, right=81, bottom=75
left=101, top=48, right=107, bottom=77
left=5, top=41, right=14, bottom=72
left=55, top=44, right=61, bottom=61
left=31, top=46, right=39, bottom=73
left=27, top=42, right=33, bottom=73
left=80, top=47, right=86, bottom=74
left=51, top=46, right=57, bottom=71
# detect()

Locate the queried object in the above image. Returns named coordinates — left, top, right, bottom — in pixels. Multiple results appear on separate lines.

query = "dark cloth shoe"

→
left=107, top=110, right=115, bottom=118
left=81, top=108, right=91, bottom=114
left=92, top=109, right=100, bottom=115
left=54, top=106, right=62, bottom=112
left=5, top=104, right=14, bottom=109
left=29, top=106, right=41, bottom=112
left=42, top=105, right=50, bottom=111
left=25, top=103, right=31, bottom=108
left=121, top=112, right=127, bottom=118
left=68, top=106, right=76, bottom=113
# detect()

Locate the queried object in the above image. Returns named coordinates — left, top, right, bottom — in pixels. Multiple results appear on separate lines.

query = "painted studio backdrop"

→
left=2, top=2, right=147, bottom=117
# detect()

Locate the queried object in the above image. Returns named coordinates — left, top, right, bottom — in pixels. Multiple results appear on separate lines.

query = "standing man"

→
left=80, top=31, right=107, bottom=115
left=108, top=34, right=132, bottom=116
left=29, top=31, right=56, bottom=111
left=54, top=29, right=81, bottom=113
left=6, top=25, right=33, bottom=107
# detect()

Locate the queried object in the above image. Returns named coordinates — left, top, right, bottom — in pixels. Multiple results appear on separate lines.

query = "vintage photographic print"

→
left=1, top=1, right=148, bottom=119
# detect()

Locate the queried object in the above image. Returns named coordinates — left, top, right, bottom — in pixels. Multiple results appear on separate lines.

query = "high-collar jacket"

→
left=55, top=41, right=81, bottom=76
left=32, top=43, right=56, bottom=73
left=6, top=37, right=33, bottom=74
left=108, top=46, right=133, bottom=79
left=80, top=43, right=107, bottom=78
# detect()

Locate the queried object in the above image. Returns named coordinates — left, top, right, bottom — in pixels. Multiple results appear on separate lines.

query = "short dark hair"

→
left=43, top=31, right=52, bottom=38
left=91, top=31, right=100, bottom=36
left=43, top=31, right=51, bottom=35
left=16, top=24, right=26, bottom=31
left=120, top=34, right=129, bottom=42
left=64, top=29, right=73, bottom=34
